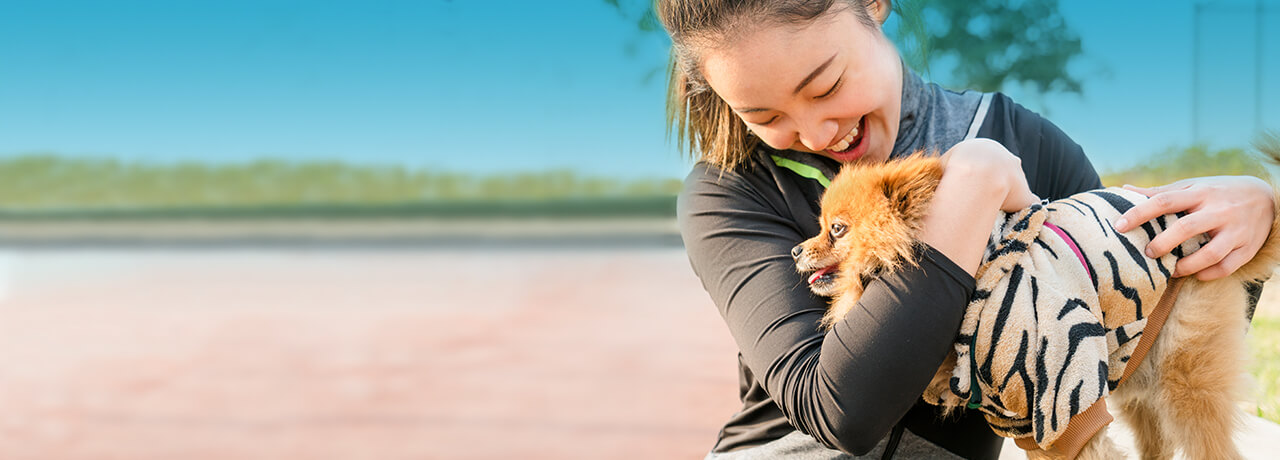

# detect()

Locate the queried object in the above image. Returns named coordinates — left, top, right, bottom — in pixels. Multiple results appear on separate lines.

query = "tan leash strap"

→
left=1117, top=276, right=1186, bottom=387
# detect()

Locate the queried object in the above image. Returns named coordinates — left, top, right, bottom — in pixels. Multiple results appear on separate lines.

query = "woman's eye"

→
left=753, top=116, right=778, bottom=126
left=816, top=78, right=842, bottom=99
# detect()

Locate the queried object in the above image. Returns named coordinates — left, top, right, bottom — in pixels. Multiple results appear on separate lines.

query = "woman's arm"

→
left=1112, top=177, right=1277, bottom=280
left=678, top=141, right=1029, bottom=455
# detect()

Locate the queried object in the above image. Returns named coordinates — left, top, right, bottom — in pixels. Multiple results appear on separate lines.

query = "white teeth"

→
left=828, top=121, right=861, bottom=151
left=840, top=131, right=855, bottom=144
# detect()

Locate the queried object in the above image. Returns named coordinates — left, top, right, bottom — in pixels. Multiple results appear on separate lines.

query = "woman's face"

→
left=698, top=5, right=901, bottom=164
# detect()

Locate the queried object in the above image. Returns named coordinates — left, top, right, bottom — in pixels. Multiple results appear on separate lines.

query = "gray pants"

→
left=704, top=429, right=964, bottom=460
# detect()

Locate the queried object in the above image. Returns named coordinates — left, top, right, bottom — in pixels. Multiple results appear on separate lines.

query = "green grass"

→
left=0, top=154, right=684, bottom=218
left=1248, top=316, right=1280, bottom=424
left=1100, top=144, right=1272, bottom=188
left=0, top=154, right=683, bottom=209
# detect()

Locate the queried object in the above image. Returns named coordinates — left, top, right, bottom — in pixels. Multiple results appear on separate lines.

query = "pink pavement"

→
left=0, top=248, right=741, bottom=459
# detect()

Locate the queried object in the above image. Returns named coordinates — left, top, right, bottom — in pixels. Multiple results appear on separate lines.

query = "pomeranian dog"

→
left=793, top=141, right=1280, bottom=459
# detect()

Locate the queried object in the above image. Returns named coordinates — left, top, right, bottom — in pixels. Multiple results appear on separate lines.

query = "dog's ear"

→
left=878, top=155, right=944, bottom=220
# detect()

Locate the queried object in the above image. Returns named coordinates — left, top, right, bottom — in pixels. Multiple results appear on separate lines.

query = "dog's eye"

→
left=830, top=222, right=847, bottom=238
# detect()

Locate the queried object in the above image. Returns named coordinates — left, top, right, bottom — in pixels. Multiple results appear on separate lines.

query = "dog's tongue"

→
left=808, top=266, right=835, bottom=285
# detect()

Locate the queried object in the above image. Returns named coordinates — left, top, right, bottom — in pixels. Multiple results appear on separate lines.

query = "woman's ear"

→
left=868, top=0, right=892, bottom=25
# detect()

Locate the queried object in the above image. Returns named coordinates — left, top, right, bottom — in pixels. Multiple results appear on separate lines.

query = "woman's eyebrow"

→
left=734, top=52, right=839, bottom=114
left=792, top=53, right=837, bottom=95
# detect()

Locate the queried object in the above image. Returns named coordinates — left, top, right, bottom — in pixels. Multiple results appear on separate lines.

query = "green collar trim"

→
left=770, top=155, right=831, bottom=188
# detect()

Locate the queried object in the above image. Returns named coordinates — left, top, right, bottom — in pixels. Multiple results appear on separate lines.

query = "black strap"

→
left=1245, top=279, right=1265, bottom=323
left=881, top=421, right=906, bottom=460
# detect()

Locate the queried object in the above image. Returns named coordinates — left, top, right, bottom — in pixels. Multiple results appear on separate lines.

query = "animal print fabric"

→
left=922, top=188, right=1205, bottom=450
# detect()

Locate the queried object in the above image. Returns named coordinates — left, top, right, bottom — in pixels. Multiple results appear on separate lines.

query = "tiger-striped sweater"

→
left=923, top=188, right=1207, bottom=452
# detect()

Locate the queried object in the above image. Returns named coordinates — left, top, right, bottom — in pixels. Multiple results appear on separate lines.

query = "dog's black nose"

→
left=791, top=244, right=804, bottom=259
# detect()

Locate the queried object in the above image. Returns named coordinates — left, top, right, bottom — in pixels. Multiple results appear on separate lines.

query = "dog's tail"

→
left=1228, top=131, right=1280, bottom=282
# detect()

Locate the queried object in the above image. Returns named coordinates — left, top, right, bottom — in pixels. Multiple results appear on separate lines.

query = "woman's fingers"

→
left=1182, top=244, right=1253, bottom=281
left=1114, top=189, right=1201, bottom=233
left=1170, top=227, right=1242, bottom=277
left=1123, top=179, right=1193, bottom=197
left=1121, top=184, right=1155, bottom=196
left=1144, top=206, right=1219, bottom=258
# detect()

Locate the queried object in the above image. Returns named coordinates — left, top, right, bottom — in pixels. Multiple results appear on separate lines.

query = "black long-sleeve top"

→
left=678, top=93, right=1102, bottom=459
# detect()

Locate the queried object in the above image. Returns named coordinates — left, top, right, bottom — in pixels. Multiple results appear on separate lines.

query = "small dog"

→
left=794, top=149, right=1280, bottom=459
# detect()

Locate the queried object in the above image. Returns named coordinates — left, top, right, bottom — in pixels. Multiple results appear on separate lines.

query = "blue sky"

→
left=0, top=0, right=1276, bottom=179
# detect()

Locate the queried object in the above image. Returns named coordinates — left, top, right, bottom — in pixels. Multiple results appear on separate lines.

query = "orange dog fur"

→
left=794, top=146, right=1280, bottom=459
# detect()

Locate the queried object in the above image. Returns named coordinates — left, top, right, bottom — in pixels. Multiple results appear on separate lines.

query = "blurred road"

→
left=0, top=246, right=739, bottom=459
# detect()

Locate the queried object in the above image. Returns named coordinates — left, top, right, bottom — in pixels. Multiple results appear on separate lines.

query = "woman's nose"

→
left=798, top=119, right=839, bottom=152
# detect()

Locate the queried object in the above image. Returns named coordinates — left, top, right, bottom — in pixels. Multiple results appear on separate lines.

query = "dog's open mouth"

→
left=808, top=265, right=837, bottom=288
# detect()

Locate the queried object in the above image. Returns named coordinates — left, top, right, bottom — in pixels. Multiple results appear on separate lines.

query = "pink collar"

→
left=1043, top=221, right=1091, bottom=279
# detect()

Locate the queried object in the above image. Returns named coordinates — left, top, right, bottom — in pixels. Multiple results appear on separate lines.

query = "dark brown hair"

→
left=657, top=0, right=882, bottom=170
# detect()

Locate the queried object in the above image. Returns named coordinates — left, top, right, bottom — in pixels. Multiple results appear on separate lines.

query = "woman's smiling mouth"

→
left=824, top=117, right=868, bottom=161
left=828, top=119, right=862, bottom=152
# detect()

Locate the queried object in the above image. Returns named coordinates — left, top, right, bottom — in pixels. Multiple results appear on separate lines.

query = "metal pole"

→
left=1257, top=0, right=1264, bottom=135
left=1192, top=1, right=1201, bottom=143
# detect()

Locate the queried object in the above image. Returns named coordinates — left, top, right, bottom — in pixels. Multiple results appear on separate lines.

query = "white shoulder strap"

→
left=964, top=93, right=994, bottom=140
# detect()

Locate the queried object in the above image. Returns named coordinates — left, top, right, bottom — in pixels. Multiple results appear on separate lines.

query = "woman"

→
left=657, top=0, right=1276, bottom=458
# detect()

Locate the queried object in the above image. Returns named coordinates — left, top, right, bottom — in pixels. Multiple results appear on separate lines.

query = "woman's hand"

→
left=923, top=139, right=1040, bottom=275
left=1113, top=176, right=1277, bottom=281
left=939, top=138, right=1040, bottom=211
